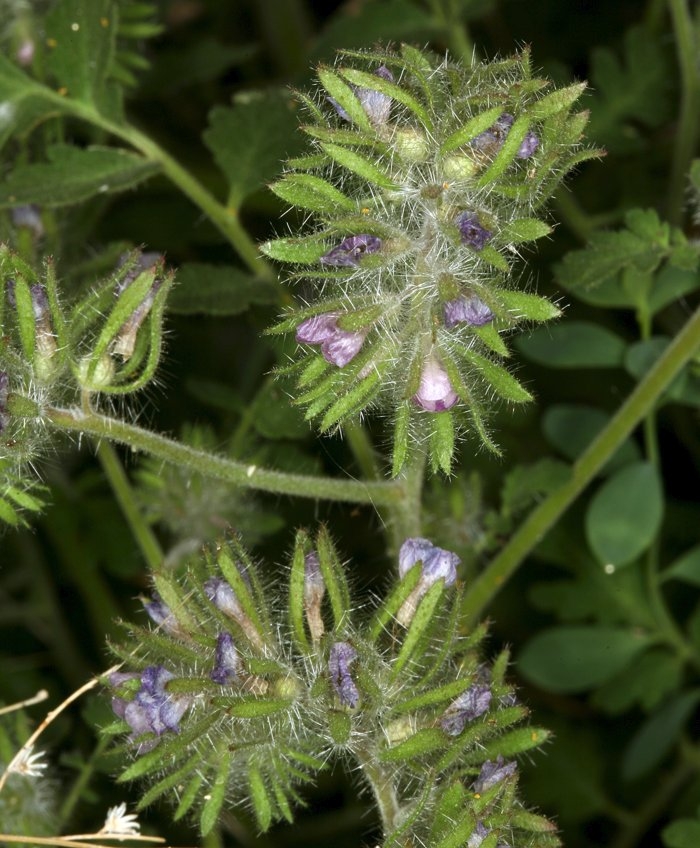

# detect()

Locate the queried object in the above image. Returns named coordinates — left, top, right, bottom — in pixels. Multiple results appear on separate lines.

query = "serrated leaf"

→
left=167, top=263, right=279, bottom=315
left=270, top=173, right=355, bottom=214
left=518, top=626, right=650, bottom=693
left=516, top=321, right=626, bottom=368
left=0, top=145, right=158, bottom=208
left=203, top=91, right=304, bottom=207
left=585, top=461, right=663, bottom=568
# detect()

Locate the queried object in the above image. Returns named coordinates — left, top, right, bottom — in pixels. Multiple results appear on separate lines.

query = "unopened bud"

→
left=303, top=551, right=325, bottom=642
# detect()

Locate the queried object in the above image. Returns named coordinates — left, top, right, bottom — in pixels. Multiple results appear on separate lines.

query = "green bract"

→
left=264, top=46, right=597, bottom=473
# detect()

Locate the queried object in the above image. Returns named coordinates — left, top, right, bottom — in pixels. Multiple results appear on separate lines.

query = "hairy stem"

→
left=354, top=745, right=401, bottom=835
left=44, top=406, right=403, bottom=507
left=461, top=301, right=700, bottom=624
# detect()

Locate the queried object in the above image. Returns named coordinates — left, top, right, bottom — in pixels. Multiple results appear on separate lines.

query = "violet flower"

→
left=396, top=537, right=460, bottom=626
left=328, top=641, right=360, bottom=708
left=142, top=594, right=181, bottom=637
left=204, top=575, right=264, bottom=650
left=455, top=212, right=492, bottom=250
left=413, top=356, right=458, bottom=412
left=296, top=313, right=367, bottom=367
left=473, top=756, right=518, bottom=793
left=329, top=65, right=394, bottom=126
left=444, top=295, right=494, bottom=328
left=472, top=113, right=538, bottom=159
left=211, top=632, right=239, bottom=684
left=320, top=234, right=382, bottom=267
left=440, top=684, right=492, bottom=736
left=111, top=666, right=190, bottom=749
left=11, top=205, right=43, bottom=238
left=467, top=822, right=491, bottom=848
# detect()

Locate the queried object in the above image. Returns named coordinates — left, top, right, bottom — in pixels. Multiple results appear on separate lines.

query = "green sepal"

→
left=270, top=173, right=355, bottom=214
left=474, top=322, right=510, bottom=356
left=216, top=545, right=268, bottom=643
left=318, top=370, right=382, bottom=431
left=289, top=529, right=311, bottom=652
left=511, top=810, right=559, bottom=833
left=436, top=705, right=529, bottom=771
left=499, top=217, right=553, bottom=245
left=391, top=401, right=412, bottom=477
left=260, top=235, right=329, bottom=264
left=477, top=114, right=533, bottom=187
left=430, top=411, right=455, bottom=475
left=390, top=678, right=472, bottom=716
left=317, top=67, right=373, bottom=132
left=430, top=779, right=468, bottom=841
left=433, top=811, right=497, bottom=848
left=327, top=710, right=352, bottom=745
left=297, top=355, right=331, bottom=388
left=136, top=752, right=203, bottom=810
left=249, top=764, right=273, bottom=831
left=320, top=142, right=398, bottom=190
left=200, top=755, right=230, bottom=835
left=461, top=349, right=533, bottom=404
left=478, top=244, right=510, bottom=271
left=336, top=304, right=385, bottom=330
left=480, top=725, right=550, bottom=760
left=527, top=81, right=587, bottom=119
left=272, top=781, right=295, bottom=823
left=151, top=570, right=199, bottom=637
left=498, top=289, right=561, bottom=322
left=303, top=124, right=387, bottom=150
left=440, top=106, right=504, bottom=155
left=315, top=525, right=351, bottom=631
left=368, top=562, right=422, bottom=643
left=12, top=275, right=36, bottom=364
left=339, top=67, right=434, bottom=131
left=380, top=727, right=448, bottom=763
left=391, top=580, right=446, bottom=678
left=211, top=697, right=292, bottom=718
left=440, top=355, right=502, bottom=455
left=174, top=772, right=203, bottom=821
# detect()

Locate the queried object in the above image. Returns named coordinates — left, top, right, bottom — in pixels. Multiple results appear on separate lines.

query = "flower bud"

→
left=473, top=756, right=518, bottom=793
left=440, top=684, right=492, bottom=736
left=444, top=295, right=494, bottom=328
left=112, top=254, right=164, bottom=361
left=303, top=551, right=325, bottom=642
left=329, top=65, right=394, bottom=126
left=413, top=356, right=458, bottom=412
left=319, top=235, right=382, bottom=267
left=397, top=537, right=460, bottom=626
left=211, top=632, right=240, bottom=684
left=205, top=575, right=264, bottom=650
left=328, top=641, right=360, bottom=708
left=296, top=313, right=368, bottom=367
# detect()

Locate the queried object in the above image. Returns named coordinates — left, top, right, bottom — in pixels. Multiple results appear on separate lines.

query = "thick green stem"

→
left=667, top=0, right=700, bottom=224
left=354, top=745, right=401, bottom=835
left=95, top=440, right=163, bottom=571
left=44, top=406, right=402, bottom=507
left=461, top=301, right=700, bottom=624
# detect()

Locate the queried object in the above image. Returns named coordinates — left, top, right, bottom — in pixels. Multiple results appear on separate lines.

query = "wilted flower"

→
left=473, top=755, right=518, bottom=793
left=467, top=822, right=491, bottom=848
left=329, top=65, right=394, bottom=126
left=204, top=575, right=263, bottom=650
left=112, top=252, right=164, bottom=360
left=413, top=356, right=458, bottom=412
left=100, top=802, right=141, bottom=836
left=143, top=594, right=181, bottom=637
left=111, top=665, right=190, bottom=750
left=320, top=234, right=382, bottom=267
left=472, top=113, right=539, bottom=160
left=211, top=631, right=239, bottom=684
left=444, top=295, right=494, bottom=328
left=296, top=313, right=368, bottom=367
left=455, top=212, right=492, bottom=250
left=397, top=537, right=460, bottom=626
left=304, top=551, right=325, bottom=642
left=440, top=684, right=492, bottom=736
left=328, top=641, right=360, bottom=708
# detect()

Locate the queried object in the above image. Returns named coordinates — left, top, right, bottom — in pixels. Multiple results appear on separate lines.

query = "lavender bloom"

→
left=304, top=551, right=326, bottom=642
left=320, top=234, right=382, bottom=267
left=399, top=537, right=460, bottom=586
left=143, top=595, right=181, bottom=637
left=441, top=684, right=492, bottom=736
left=455, top=212, right=492, bottom=250
left=11, top=205, right=43, bottom=238
left=517, top=130, right=539, bottom=159
left=328, top=641, right=360, bottom=708
left=467, top=822, right=491, bottom=848
left=444, top=295, right=494, bottom=329
left=329, top=65, right=394, bottom=126
left=205, top=576, right=245, bottom=620
left=473, top=756, right=518, bottom=793
left=111, top=666, right=190, bottom=748
left=115, top=252, right=163, bottom=295
left=296, top=313, right=367, bottom=367
left=413, top=356, right=458, bottom=412
left=472, top=113, right=538, bottom=159
left=211, top=632, right=239, bottom=684
left=112, top=252, right=164, bottom=360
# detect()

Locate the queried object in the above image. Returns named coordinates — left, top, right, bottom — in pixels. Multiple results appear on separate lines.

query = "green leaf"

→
left=0, top=145, right=158, bottom=208
left=623, top=691, right=700, bottom=780
left=663, top=818, right=700, bottom=848
left=200, top=756, right=229, bottom=834
left=542, top=404, right=641, bottom=473
left=591, top=648, right=683, bottom=714
left=585, top=461, right=663, bottom=568
left=498, top=217, right=552, bottom=245
left=45, top=0, right=121, bottom=117
left=518, top=626, right=650, bottom=693
left=320, top=142, right=398, bottom=189
left=248, top=765, right=273, bottom=831
left=270, top=173, right=356, bottom=214
left=249, top=381, right=309, bottom=440
left=203, top=91, right=304, bottom=207
left=440, top=105, right=503, bottom=155
left=516, top=321, right=626, bottom=368
left=649, top=266, right=700, bottom=313
left=662, top=545, right=700, bottom=586
left=167, top=263, right=280, bottom=315
left=0, top=55, right=67, bottom=152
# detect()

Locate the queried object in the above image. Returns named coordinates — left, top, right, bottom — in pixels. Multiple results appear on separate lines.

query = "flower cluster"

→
left=106, top=531, right=557, bottom=847
left=264, top=46, right=596, bottom=473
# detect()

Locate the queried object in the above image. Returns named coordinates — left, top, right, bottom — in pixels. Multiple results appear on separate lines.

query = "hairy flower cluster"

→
left=106, top=531, right=558, bottom=847
left=264, top=46, right=596, bottom=473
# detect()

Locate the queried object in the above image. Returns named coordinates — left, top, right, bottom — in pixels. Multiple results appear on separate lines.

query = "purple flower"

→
left=113, top=252, right=164, bottom=360
left=472, top=113, right=538, bottom=159
left=399, top=537, right=460, bottom=585
left=142, top=594, right=182, bottom=637
left=517, top=130, right=539, bottom=159
left=211, top=632, right=239, bottom=684
left=441, top=684, right=492, bottom=736
left=329, top=65, right=394, bottom=126
left=444, top=295, right=494, bottom=328
left=304, top=551, right=326, bottom=641
left=111, top=666, right=190, bottom=749
left=296, top=313, right=367, bottom=367
left=205, top=576, right=244, bottom=620
left=115, top=252, right=163, bottom=295
left=467, top=822, right=491, bottom=848
left=473, top=756, right=518, bottom=793
left=455, top=212, right=492, bottom=250
left=11, top=205, right=43, bottom=238
left=320, top=234, right=382, bottom=267
left=413, top=356, right=458, bottom=412
left=328, top=641, right=360, bottom=708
